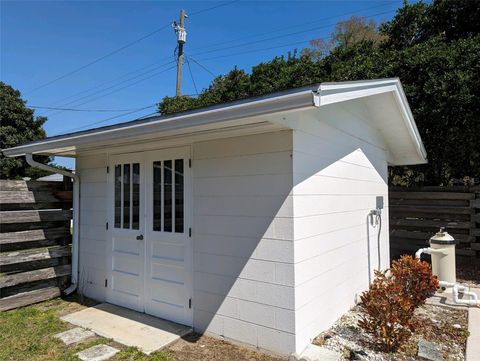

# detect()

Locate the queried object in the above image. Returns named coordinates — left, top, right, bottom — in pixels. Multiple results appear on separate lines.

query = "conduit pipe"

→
left=438, top=281, right=480, bottom=306
left=26, top=154, right=79, bottom=295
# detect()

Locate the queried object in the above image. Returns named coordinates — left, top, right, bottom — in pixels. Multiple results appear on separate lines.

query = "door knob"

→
left=136, top=234, right=144, bottom=240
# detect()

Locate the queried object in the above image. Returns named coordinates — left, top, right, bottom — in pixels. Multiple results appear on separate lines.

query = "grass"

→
left=0, top=298, right=172, bottom=361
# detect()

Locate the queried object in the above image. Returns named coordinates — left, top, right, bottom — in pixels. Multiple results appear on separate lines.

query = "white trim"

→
left=3, top=79, right=427, bottom=165
left=314, top=78, right=427, bottom=163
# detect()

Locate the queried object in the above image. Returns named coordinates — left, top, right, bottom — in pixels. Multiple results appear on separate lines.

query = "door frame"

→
left=105, top=146, right=193, bottom=326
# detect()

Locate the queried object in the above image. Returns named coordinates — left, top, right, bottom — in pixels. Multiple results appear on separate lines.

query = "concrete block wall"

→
left=290, top=102, right=390, bottom=354
left=76, top=154, right=108, bottom=301
left=191, top=130, right=297, bottom=355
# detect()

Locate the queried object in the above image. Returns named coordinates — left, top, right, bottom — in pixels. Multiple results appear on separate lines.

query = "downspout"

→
left=25, top=154, right=79, bottom=295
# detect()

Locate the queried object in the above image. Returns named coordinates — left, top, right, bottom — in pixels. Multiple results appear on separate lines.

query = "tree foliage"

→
left=158, top=0, right=479, bottom=186
left=303, top=16, right=386, bottom=59
left=0, top=82, right=50, bottom=179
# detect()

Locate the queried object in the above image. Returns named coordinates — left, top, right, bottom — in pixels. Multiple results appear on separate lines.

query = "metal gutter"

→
left=2, top=85, right=318, bottom=157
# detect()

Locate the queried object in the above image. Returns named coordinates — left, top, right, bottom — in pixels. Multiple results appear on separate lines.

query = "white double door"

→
left=106, top=147, right=193, bottom=326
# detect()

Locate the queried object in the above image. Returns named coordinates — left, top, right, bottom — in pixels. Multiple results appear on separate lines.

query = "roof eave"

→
left=314, top=78, right=428, bottom=165
left=2, top=87, right=317, bottom=157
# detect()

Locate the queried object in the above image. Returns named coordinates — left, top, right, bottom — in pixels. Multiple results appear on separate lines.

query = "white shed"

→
left=3, top=78, right=427, bottom=356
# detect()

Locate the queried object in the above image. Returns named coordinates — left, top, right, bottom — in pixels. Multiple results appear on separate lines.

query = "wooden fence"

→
left=0, top=179, right=72, bottom=311
left=389, top=186, right=480, bottom=263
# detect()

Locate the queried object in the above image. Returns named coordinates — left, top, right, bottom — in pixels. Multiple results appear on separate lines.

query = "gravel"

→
left=312, top=304, right=468, bottom=360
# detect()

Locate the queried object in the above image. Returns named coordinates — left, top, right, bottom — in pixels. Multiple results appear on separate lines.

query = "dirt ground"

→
left=166, top=333, right=284, bottom=361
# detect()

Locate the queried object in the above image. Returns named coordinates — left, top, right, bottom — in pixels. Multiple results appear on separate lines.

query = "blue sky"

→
left=1, top=0, right=404, bottom=168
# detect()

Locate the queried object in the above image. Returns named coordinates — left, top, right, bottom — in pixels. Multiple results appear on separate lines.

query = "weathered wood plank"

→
left=390, top=205, right=473, bottom=215
left=390, top=186, right=480, bottom=192
left=0, top=180, right=66, bottom=192
left=389, top=191, right=475, bottom=200
left=0, top=210, right=72, bottom=224
left=390, top=229, right=473, bottom=243
left=0, top=286, right=60, bottom=311
left=0, top=228, right=71, bottom=251
left=390, top=218, right=473, bottom=230
left=0, top=191, right=72, bottom=204
left=0, top=264, right=71, bottom=288
left=0, top=246, right=71, bottom=266
left=471, top=199, right=480, bottom=209
left=389, top=198, right=470, bottom=207
left=0, top=221, right=70, bottom=233
left=456, top=249, right=477, bottom=257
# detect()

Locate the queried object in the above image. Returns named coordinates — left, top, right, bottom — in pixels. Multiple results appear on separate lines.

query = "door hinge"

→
left=189, top=227, right=192, bottom=237
left=107, top=166, right=109, bottom=173
left=105, top=279, right=108, bottom=287
left=189, top=298, right=192, bottom=309
left=188, top=159, right=191, bottom=168
left=106, top=222, right=109, bottom=230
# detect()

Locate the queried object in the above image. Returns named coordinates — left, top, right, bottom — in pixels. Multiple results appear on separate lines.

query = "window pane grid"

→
left=123, top=164, right=131, bottom=229
left=164, top=160, right=172, bottom=232
left=114, top=162, right=140, bottom=230
left=152, top=158, right=185, bottom=234
left=153, top=161, right=162, bottom=231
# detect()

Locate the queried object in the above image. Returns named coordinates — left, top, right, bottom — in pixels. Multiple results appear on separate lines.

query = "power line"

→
left=186, top=55, right=216, bottom=77
left=188, top=1, right=397, bottom=53
left=189, top=0, right=239, bottom=16
left=46, top=63, right=176, bottom=118
left=26, top=25, right=172, bottom=95
left=26, top=0, right=239, bottom=95
left=30, top=105, right=153, bottom=112
left=55, top=106, right=159, bottom=135
left=190, top=9, right=396, bottom=59
left=38, top=60, right=169, bottom=115
left=38, top=3, right=396, bottom=114
left=185, top=57, right=199, bottom=95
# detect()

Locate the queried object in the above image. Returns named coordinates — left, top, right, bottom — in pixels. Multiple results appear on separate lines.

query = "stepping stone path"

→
left=54, top=327, right=96, bottom=345
left=76, top=344, right=119, bottom=361
left=55, top=327, right=119, bottom=360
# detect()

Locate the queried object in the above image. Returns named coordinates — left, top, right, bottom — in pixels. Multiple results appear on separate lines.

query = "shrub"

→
left=358, top=255, right=438, bottom=352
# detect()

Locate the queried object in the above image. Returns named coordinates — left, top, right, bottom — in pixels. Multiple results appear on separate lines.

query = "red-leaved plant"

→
left=358, top=255, right=439, bottom=352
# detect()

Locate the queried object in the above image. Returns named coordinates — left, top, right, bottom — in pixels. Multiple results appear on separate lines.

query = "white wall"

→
left=290, top=101, right=390, bottom=354
left=191, top=130, right=297, bottom=355
left=76, top=154, right=108, bottom=301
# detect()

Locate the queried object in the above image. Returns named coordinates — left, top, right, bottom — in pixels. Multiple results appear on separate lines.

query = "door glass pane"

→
left=132, top=163, right=140, bottom=230
left=114, top=165, right=121, bottom=228
left=174, top=159, right=184, bottom=233
left=153, top=161, right=162, bottom=231
left=123, top=164, right=130, bottom=229
left=164, top=160, right=172, bottom=232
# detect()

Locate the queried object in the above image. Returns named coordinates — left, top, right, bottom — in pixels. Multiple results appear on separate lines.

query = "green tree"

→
left=158, top=0, right=480, bottom=186
left=303, top=16, right=387, bottom=59
left=0, top=82, right=50, bottom=179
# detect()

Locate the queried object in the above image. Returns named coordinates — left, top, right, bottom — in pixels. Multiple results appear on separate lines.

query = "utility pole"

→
left=173, top=9, right=187, bottom=97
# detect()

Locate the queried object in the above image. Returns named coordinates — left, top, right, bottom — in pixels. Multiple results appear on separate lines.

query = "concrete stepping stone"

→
left=76, top=344, right=119, bottom=361
left=297, top=344, right=343, bottom=361
left=54, top=327, right=96, bottom=345
left=418, top=339, right=443, bottom=361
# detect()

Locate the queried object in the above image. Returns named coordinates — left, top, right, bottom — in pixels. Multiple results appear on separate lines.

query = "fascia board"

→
left=2, top=89, right=315, bottom=157
left=314, top=79, right=427, bottom=164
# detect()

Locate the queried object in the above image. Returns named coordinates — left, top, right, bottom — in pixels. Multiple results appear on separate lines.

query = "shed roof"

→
left=2, top=78, right=427, bottom=165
